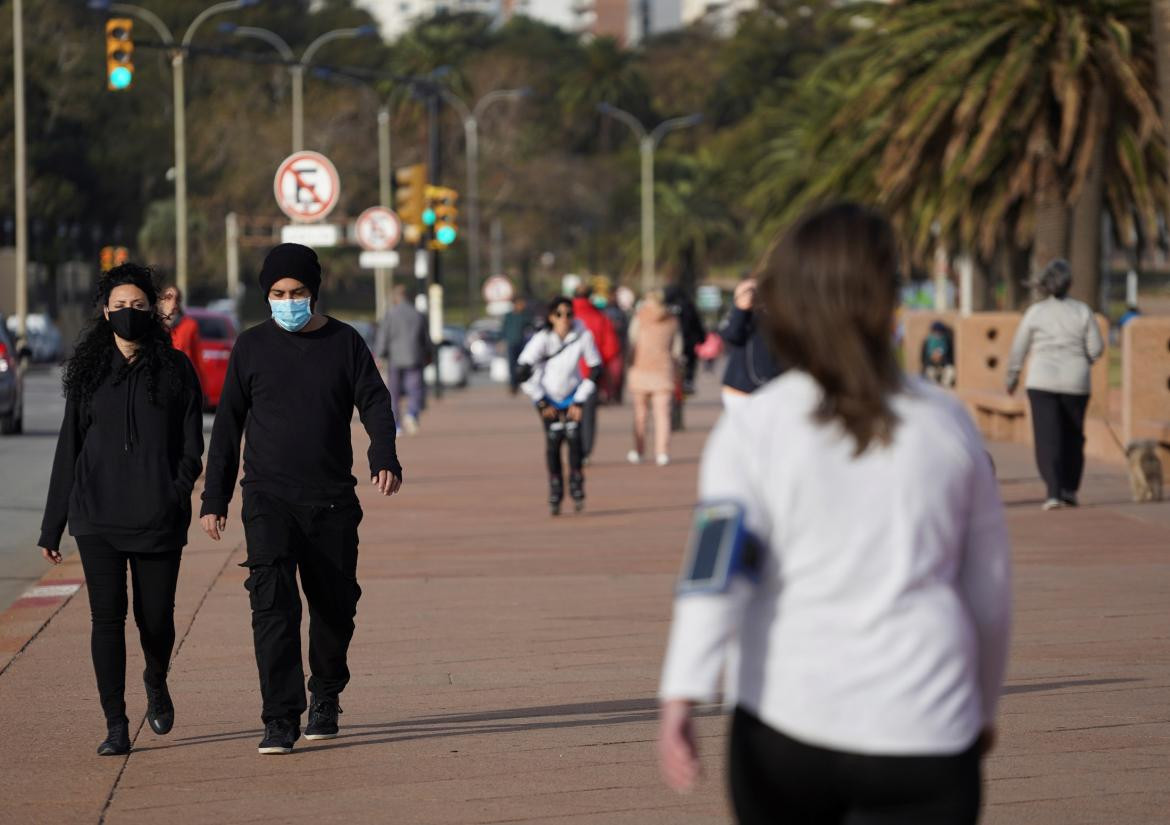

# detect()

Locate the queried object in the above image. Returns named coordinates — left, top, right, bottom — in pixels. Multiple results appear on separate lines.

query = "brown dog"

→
left=1125, top=440, right=1167, bottom=502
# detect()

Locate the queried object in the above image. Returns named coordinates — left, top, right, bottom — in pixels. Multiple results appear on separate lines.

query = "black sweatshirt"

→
left=719, top=307, right=783, bottom=393
left=40, top=350, right=204, bottom=553
left=200, top=317, right=401, bottom=516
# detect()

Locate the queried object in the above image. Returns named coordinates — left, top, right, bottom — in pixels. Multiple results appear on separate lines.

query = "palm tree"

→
left=556, top=38, right=651, bottom=152
left=755, top=0, right=1164, bottom=308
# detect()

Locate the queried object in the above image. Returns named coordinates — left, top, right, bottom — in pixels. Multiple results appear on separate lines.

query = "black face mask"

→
left=108, top=307, right=156, bottom=342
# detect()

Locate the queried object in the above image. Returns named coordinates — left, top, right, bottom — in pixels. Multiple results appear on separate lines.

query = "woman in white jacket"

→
left=518, top=297, right=602, bottom=515
left=657, top=204, right=1012, bottom=824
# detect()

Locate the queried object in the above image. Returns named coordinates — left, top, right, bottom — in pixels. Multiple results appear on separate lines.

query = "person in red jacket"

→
left=572, top=285, right=619, bottom=460
left=158, top=285, right=202, bottom=376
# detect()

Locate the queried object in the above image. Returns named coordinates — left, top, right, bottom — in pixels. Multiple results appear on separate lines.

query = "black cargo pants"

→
left=241, top=490, right=363, bottom=723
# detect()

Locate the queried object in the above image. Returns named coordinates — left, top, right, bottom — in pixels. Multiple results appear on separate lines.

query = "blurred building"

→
left=355, top=0, right=682, bottom=44
left=681, top=0, right=756, bottom=34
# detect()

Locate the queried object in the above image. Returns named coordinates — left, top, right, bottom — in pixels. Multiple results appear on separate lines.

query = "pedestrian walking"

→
left=158, top=284, right=203, bottom=376
left=374, top=284, right=432, bottom=435
left=572, top=286, right=620, bottom=459
left=518, top=296, right=602, bottom=515
left=625, top=290, right=682, bottom=466
left=1006, top=259, right=1104, bottom=510
left=500, top=296, right=534, bottom=395
left=664, top=285, right=705, bottom=395
left=718, top=277, right=783, bottom=411
left=200, top=243, right=403, bottom=755
left=658, top=204, right=1012, bottom=824
left=38, top=264, right=204, bottom=757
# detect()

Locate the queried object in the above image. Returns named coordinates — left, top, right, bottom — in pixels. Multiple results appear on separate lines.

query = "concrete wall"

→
left=1122, top=317, right=1170, bottom=445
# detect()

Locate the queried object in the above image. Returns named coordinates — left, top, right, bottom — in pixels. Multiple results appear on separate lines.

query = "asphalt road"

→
left=0, top=367, right=69, bottom=611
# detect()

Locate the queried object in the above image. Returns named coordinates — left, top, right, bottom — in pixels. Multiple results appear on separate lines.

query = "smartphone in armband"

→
left=676, top=502, right=763, bottom=596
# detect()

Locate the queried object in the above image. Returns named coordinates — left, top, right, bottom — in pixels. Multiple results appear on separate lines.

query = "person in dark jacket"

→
left=719, top=278, right=783, bottom=411
left=38, top=264, right=204, bottom=757
left=664, top=285, right=706, bottom=395
left=199, top=243, right=404, bottom=755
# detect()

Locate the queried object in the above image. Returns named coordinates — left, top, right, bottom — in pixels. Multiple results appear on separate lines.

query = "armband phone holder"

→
left=676, top=501, right=762, bottom=595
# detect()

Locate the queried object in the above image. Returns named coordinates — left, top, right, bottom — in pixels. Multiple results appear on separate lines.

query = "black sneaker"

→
left=258, top=718, right=299, bottom=755
left=304, top=696, right=342, bottom=740
left=144, top=677, right=174, bottom=735
left=97, top=717, right=131, bottom=756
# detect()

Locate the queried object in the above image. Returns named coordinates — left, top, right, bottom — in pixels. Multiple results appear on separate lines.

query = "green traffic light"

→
left=109, top=66, right=133, bottom=89
left=436, top=225, right=457, bottom=245
left=422, top=208, right=436, bottom=226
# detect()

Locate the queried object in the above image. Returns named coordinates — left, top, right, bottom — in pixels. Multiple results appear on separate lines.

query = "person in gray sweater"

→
left=374, top=285, right=433, bottom=435
left=1005, top=259, right=1104, bottom=510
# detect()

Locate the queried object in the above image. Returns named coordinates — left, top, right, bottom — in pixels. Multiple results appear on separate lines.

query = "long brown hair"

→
left=757, top=203, right=902, bottom=455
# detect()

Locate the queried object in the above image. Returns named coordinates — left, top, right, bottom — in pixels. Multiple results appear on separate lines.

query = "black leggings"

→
left=541, top=409, right=582, bottom=480
left=1027, top=389, right=1089, bottom=500
left=77, top=537, right=182, bottom=723
left=729, top=707, right=982, bottom=825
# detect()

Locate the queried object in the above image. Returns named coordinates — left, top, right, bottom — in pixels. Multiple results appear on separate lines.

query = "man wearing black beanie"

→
left=200, top=243, right=404, bottom=754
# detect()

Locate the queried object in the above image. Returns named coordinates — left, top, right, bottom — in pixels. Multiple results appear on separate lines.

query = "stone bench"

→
left=958, top=389, right=1029, bottom=442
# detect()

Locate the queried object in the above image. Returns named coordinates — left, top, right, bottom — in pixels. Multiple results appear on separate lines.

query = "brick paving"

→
left=0, top=373, right=1167, bottom=824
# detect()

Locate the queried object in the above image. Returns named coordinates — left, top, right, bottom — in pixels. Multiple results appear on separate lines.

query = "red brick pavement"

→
left=0, top=374, right=1167, bottom=824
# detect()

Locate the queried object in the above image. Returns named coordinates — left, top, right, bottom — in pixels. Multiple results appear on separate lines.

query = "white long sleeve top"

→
left=1006, top=297, right=1103, bottom=395
left=517, top=322, right=601, bottom=406
left=659, top=372, right=1012, bottom=756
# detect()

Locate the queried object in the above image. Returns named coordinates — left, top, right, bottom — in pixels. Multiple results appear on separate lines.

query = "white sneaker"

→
left=403, top=414, right=419, bottom=435
left=656, top=454, right=670, bottom=467
left=1041, top=498, right=1064, bottom=511
left=626, top=450, right=642, bottom=465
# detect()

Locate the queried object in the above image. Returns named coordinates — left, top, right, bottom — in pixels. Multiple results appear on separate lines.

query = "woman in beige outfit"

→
left=626, top=291, right=683, bottom=466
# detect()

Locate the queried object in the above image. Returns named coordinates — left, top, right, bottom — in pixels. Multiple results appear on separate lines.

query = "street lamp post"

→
left=436, top=87, right=527, bottom=313
left=90, top=0, right=258, bottom=296
left=598, top=104, right=701, bottom=294
left=12, top=0, right=28, bottom=344
left=221, top=23, right=377, bottom=153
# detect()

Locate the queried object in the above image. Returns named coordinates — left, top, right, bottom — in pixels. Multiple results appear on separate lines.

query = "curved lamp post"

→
left=598, top=103, right=701, bottom=294
left=88, top=0, right=261, bottom=293
left=436, top=86, right=529, bottom=310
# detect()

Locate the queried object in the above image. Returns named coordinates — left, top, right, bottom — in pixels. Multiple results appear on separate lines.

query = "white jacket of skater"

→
left=518, top=321, right=601, bottom=405
left=659, top=372, right=1012, bottom=755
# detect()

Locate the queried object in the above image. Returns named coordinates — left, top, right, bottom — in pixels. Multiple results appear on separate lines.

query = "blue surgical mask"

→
left=271, top=297, right=312, bottom=332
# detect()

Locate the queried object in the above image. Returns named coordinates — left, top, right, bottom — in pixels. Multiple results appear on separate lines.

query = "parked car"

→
left=5, top=313, right=63, bottom=364
left=0, top=317, right=26, bottom=435
left=186, top=308, right=237, bottom=409
left=423, top=324, right=471, bottom=388
left=465, top=318, right=502, bottom=371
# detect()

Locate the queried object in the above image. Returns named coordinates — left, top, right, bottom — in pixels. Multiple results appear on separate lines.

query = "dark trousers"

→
left=388, top=365, right=425, bottom=422
left=241, top=491, right=363, bottom=723
left=729, top=708, right=981, bottom=825
left=1027, top=389, right=1090, bottom=500
left=580, top=393, right=599, bottom=458
left=76, top=537, right=182, bottom=723
left=542, top=410, right=583, bottom=487
left=507, top=343, right=525, bottom=392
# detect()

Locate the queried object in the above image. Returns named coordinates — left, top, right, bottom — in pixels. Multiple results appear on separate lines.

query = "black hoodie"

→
left=39, top=349, right=204, bottom=553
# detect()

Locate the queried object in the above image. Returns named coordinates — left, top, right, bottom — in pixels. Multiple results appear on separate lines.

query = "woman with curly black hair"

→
left=38, top=263, right=204, bottom=756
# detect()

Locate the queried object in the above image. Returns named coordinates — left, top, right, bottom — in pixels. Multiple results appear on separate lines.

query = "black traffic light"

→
left=394, top=164, right=427, bottom=244
left=106, top=18, right=134, bottom=91
left=425, top=186, right=459, bottom=249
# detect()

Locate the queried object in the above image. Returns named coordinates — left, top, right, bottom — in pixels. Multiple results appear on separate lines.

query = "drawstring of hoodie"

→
left=124, top=368, right=139, bottom=452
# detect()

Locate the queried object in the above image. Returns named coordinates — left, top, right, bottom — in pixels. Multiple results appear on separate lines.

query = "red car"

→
left=185, top=308, right=237, bottom=409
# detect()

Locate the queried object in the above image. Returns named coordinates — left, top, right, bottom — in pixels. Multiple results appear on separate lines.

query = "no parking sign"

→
left=274, top=151, right=340, bottom=223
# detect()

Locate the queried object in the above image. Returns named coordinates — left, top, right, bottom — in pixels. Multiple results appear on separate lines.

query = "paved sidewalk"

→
left=0, top=374, right=1167, bottom=824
